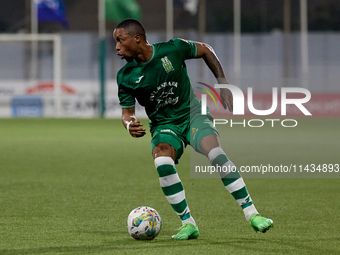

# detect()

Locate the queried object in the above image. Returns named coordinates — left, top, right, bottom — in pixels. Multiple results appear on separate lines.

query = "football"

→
left=127, top=206, right=162, bottom=240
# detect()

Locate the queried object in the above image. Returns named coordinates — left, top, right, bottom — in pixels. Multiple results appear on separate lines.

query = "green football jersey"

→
left=117, top=38, right=201, bottom=129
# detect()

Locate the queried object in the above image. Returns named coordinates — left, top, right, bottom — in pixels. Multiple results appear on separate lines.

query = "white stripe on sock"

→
left=219, top=160, right=237, bottom=178
left=159, top=173, right=180, bottom=187
left=182, top=216, right=196, bottom=226
left=166, top=190, right=185, bottom=204
left=207, top=147, right=225, bottom=163
left=225, top=178, right=245, bottom=193
left=154, top=156, right=175, bottom=168
left=244, top=204, right=258, bottom=221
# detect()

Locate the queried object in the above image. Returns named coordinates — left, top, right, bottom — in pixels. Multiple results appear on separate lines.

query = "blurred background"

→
left=0, top=0, right=339, bottom=118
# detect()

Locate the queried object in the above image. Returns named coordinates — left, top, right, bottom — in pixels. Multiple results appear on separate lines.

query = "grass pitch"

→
left=0, top=118, right=339, bottom=255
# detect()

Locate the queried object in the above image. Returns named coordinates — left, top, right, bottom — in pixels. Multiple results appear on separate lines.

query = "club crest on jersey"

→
left=161, top=56, right=174, bottom=73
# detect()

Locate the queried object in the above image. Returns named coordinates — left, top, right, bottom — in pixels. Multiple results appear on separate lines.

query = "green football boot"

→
left=249, top=214, right=273, bottom=233
left=172, top=223, right=199, bottom=240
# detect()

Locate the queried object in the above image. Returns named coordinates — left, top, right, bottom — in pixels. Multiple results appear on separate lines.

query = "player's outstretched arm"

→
left=195, top=42, right=233, bottom=112
left=122, top=107, right=146, bottom=138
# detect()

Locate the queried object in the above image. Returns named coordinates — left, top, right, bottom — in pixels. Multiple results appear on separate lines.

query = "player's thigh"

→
left=189, top=114, right=220, bottom=156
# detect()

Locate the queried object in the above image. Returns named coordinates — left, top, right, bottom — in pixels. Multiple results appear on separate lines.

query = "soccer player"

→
left=114, top=19, right=273, bottom=240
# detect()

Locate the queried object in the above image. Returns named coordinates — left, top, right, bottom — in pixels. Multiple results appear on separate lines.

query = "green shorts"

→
left=151, top=113, right=219, bottom=163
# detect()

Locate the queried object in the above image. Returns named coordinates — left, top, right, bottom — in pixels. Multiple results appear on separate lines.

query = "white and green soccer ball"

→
left=127, top=206, right=162, bottom=240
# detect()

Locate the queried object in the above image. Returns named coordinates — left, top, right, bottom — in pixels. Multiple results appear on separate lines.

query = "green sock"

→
left=155, top=156, right=196, bottom=225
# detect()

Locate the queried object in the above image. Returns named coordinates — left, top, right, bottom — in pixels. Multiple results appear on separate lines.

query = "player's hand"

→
left=128, top=120, right=146, bottom=138
left=220, top=88, right=233, bottom=112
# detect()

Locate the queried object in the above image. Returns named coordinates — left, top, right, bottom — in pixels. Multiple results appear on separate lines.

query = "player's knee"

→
left=200, top=134, right=220, bottom=156
left=152, top=143, right=176, bottom=160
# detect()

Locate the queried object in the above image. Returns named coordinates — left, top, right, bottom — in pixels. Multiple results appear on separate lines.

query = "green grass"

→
left=0, top=118, right=339, bottom=255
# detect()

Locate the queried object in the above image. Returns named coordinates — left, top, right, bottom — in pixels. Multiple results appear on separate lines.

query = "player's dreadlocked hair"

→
left=115, top=19, right=146, bottom=40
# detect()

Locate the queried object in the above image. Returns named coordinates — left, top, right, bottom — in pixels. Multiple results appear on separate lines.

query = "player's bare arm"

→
left=122, top=107, right=146, bottom=138
left=195, top=42, right=233, bottom=112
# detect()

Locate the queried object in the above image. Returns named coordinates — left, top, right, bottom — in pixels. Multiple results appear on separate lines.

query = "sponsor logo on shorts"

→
left=192, top=128, right=198, bottom=140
